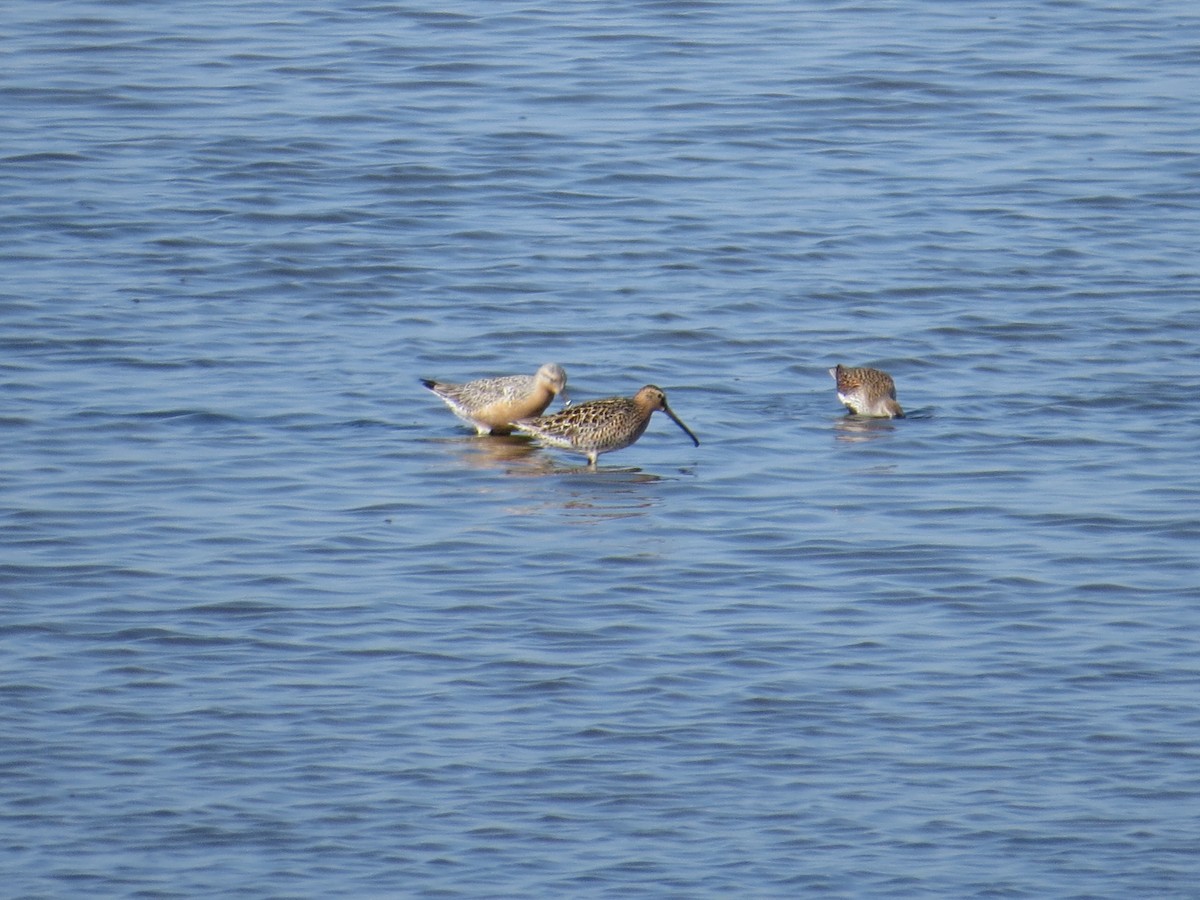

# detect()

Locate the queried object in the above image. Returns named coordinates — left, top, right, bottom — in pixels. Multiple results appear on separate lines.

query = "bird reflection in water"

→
left=833, top=415, right=899, bottom=443
left=833, top=406, right=930, bottom=443
left=440, top=435, right=671, bottom=521
left=557, top=475, right=662, bottom=521
left=445, top=433, right=550, bottom=472
left=537, top=467, right=665, bottom=522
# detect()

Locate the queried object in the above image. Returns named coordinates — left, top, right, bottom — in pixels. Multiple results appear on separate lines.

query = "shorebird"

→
left=829, top=364, right=904, bottom=418
left=421, top=363, right=568, bottom=435
left=512, top=384, right=699, bottom=467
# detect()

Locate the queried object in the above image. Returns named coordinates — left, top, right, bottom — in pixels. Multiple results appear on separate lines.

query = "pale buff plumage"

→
left=421, top=363, right=567, bottom=435
left=829, top=364, right=904, bottom=418
left=512, top=385, right=699, bottom=467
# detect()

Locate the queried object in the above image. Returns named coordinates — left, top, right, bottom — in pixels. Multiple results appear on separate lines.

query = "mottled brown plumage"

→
left=421, top=363, right=567, bottom=434
left=512, top=385, right=699, bottom=467
left=829, top=364, right=904, bottom=418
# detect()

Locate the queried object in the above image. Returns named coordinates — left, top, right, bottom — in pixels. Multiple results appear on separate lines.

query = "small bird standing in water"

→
left=512, top=384, right=699, bottom=467
left=421, top=363, right=568, bottom=435
left=829, top=364, right=904, bottom=418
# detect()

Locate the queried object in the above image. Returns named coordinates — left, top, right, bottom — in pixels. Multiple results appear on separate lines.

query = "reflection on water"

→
left=533, top=469, right=665, bottom=522
left=442, top=433, right=551, bottom=473
left=436, top=436, right=673, bottom=521
left=831, top=408, right=933, bottom=442
left=832, top=414, right=900, bottom=443
left=553, top=483, right=661, bottom=522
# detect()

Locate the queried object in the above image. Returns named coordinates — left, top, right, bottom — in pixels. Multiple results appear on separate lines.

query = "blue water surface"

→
left=3, top=1, right=1199, bottom=897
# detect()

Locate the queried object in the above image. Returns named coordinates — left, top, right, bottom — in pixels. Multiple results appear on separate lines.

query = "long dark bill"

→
left=663, top=404, right=700, bottom=446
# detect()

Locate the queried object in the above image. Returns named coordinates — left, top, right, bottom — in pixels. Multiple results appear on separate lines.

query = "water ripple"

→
left=3, top=0, right=1200, bottom=896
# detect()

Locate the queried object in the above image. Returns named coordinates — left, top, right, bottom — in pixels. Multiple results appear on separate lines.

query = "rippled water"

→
left=4, top=1, right=1200, bottom=896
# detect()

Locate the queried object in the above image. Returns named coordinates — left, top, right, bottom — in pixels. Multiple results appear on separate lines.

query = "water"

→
left=3, top=1, right=1199, bottom=896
